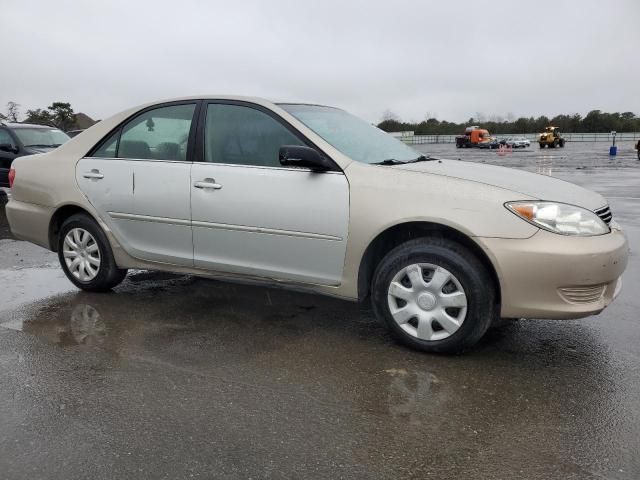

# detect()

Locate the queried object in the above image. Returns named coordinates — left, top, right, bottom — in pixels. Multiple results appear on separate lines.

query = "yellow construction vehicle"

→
left=538, top=126, right=565, bottom=148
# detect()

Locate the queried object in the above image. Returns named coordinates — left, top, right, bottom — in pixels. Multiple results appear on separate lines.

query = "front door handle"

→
left=194, top=178, right=222, bottom=190
left=83, top=169, right=104, bottom=180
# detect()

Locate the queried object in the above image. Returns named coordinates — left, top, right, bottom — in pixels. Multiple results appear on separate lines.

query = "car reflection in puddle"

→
left=16, top=302, right=114, bottom=350
left=386, top=368, right=445, bottom=426
left=2, top=272, right=372, bottom=361
left=47, top=303, right=107, bottom=348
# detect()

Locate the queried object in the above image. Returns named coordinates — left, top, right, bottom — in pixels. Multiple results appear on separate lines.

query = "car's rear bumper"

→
left=477, top=224, right=628, bottom=319
left=5, top=199, right=53, bottom=249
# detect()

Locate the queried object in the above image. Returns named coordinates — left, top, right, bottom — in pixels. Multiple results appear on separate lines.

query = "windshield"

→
left=279, top=104, right=422, bottom=164
left=13, top=128, right=71, bottom=148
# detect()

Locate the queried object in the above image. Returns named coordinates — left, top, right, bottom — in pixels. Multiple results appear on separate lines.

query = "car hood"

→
left=24, top=146, right=57, bottom=154
left=393, top=159, right=607, bottom=210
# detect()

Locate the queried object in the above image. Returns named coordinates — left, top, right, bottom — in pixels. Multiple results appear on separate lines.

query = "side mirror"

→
left=0, top=143, right=17, bottom=153
left=279, top=145, right=334, bottom=172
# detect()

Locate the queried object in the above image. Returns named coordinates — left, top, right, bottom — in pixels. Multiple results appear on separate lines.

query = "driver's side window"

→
left=204, top=103, right=305, bottom=167
left=92, top=104, right=196, bottom=161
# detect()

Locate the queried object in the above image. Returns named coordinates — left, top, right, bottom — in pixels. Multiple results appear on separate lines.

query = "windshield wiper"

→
left=407, top=155, right=438, bottom=163
left=373, top=158, right=408, bottom=165
left=374, top=155, right=439, bottom=165
left=25, top=144, right=56, bottom=148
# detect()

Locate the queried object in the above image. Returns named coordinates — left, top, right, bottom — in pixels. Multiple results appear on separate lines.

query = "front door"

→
left=191, top=102, right=349, bottom=286
left=77, top=102, right=198, bottom=266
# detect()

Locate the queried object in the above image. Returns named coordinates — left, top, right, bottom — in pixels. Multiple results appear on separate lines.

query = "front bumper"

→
left=477, top=225, right=628, bottom=319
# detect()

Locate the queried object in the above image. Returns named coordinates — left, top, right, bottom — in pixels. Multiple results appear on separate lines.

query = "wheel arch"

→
left=48, top=203, right=98, bottom=251
left=357, top=221, right=501, bottom=306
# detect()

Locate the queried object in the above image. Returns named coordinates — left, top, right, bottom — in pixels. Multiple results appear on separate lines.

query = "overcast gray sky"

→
left=2, top=0, right=639, bottom=124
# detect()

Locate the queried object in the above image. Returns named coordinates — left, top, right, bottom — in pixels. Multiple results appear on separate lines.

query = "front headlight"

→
left=505, top=201, right=609, bottom=236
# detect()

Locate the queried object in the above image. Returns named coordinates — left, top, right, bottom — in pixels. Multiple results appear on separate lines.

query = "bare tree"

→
left=6, top=101, right=20, bottom=122
left=381, top=109, right=400, bottom=122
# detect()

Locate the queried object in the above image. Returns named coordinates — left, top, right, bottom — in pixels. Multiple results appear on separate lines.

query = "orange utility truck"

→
left=455, top=126, right=497, bottom=149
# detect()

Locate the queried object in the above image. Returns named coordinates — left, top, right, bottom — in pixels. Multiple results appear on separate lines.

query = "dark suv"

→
left=0, top=122, right=71, bottom=187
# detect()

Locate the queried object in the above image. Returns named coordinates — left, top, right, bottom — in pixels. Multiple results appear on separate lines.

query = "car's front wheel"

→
left=371, top=238, right=495, bottom=353
left=57, top=213, right=127, bottom=291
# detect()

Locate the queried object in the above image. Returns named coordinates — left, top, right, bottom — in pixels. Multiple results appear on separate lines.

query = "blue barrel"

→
left=609, top=146, right=617, bottom=156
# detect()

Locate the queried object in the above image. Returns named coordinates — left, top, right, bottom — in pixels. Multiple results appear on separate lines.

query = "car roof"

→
left=275, top=102, right=334, bottom=108
left=133, top=95, right=334, bottom=109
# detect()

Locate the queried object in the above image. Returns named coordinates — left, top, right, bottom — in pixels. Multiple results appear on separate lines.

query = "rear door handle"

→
left=83, top=169, right=104, bottom=180
left=194, top=178, right=222, bottom=190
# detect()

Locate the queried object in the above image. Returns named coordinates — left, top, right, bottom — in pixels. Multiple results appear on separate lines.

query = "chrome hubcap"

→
left=63, top=228, right=101, bottom=281
left=387, top=263, right=467, bottom=341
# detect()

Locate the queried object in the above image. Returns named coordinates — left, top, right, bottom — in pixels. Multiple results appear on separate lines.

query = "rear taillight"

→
left=8, top=168, right=15, bottom=188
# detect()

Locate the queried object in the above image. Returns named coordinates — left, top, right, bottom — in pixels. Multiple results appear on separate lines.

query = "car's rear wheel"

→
left=58, top=214, right=127, bottom=291
left=371, top=238, right=495, bottom=353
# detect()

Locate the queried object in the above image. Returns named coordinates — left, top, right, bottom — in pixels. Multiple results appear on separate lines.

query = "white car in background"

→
left=503, top=137, right=531, bottom=148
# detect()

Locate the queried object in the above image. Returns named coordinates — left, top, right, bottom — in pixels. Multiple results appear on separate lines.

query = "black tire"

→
left=490, top=317, right=520, bottom=330
left=57, top=213, right=127, bottom=291
left=539, top=143, right=545, bottom=149
left=559, top=139, right=565, bottom=147
left=371, top=237, right=496, bottom=354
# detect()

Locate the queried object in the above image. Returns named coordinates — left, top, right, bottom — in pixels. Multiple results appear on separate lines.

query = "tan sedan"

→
left=6, top=96, right=628, bottom=353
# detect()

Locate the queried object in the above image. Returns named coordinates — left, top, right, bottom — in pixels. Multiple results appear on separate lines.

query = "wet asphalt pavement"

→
left=0, top=142, right=638, bottom=479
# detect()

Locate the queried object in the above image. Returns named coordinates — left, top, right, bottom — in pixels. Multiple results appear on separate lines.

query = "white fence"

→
left=399, top=132, right=640, bottom=145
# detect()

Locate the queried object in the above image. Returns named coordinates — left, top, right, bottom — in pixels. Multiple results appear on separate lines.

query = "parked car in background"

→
left=0, top=122, right=71, bottom=187
left=475, top=138, right=500, bottom=149
left=500, top=137, right=531, bottom=148
left=5, top=96, right=628, bottom=353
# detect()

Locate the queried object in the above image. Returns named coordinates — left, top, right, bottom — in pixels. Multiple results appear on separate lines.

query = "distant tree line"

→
left=378, top=110, right=640, bottom=135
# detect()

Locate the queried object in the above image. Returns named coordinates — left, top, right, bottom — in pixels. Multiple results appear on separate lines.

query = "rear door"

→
left=190, top=102, right=349, bottom=285
left=77, top=102, right=198, bottom=266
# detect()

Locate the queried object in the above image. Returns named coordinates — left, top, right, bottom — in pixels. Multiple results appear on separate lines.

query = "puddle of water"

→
left=0, top=267, right=74, bottom=314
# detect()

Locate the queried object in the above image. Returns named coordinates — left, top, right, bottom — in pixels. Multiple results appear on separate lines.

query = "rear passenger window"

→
left=93, top=132, right=118, bottom=158
left=92, top=104, right=196, bottom=161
